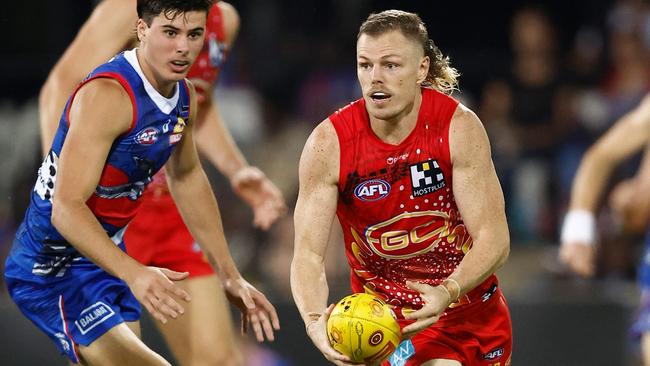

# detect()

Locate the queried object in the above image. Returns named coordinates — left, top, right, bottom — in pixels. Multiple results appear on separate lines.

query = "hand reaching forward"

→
left=126, top=266, right=192, bottom=324
left=223, top=276, right=281, bottom=342
left=230, top=166, right=287, bottom=230
left=402, top=281, right=452, bottom=338
left=306, top=305, right=360, bottom=366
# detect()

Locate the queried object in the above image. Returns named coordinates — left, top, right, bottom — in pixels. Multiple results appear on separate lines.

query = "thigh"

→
left=420, top=360, right=462, bottom=366
left=78, top=322, right=169, bottom=366
left=125, top=321, right=142, bottom=339
left=153, top=275, right=242, bottom=366
left=5, top=261, right=142, bottom=364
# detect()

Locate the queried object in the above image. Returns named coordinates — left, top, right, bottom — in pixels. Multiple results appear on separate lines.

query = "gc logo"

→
left=365, top=211, right=450, bottom=259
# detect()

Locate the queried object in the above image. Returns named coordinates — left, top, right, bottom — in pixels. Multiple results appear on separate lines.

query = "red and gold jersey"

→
left=330, top=87, right=497, bottom=314
left=186, top=2, right=227, bottom=97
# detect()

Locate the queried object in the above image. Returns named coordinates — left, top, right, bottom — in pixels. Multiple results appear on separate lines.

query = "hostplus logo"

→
left=409, top=159, right=445, bottom=197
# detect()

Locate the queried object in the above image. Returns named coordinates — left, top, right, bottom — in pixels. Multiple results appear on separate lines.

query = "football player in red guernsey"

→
left=38, top=1, right=283, bottom=365
left=291, top=10, right=512, bottom=366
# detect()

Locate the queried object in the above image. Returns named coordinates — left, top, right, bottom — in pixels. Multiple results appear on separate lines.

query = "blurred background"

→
left=1, top=0, right=649, bottom=364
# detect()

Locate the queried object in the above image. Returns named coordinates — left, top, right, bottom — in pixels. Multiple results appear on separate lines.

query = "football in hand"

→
left=327, top=293, right=402, bottom=364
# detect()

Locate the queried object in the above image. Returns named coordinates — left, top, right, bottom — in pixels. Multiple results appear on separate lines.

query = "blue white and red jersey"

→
left=7, top=49, right=191, bottom=280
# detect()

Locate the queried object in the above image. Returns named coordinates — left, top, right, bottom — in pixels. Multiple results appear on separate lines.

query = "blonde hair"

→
left=358, top=10, right=459, bottom=94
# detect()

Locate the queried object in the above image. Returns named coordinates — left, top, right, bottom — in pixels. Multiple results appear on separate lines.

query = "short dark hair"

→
left=137, top=0, right=214, bottom=25
left=358, top=10, right=459, bottom=94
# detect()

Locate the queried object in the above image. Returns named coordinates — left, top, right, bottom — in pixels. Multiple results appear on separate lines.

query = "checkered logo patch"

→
left=409, top=159, right=445, bottom=197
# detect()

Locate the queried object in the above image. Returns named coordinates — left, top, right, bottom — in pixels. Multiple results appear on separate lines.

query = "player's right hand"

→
left=307, top=304, right=360, bottom=366
left=559, top=243, right=595, bottom=278
left=126, top=266, right=192, bottom=324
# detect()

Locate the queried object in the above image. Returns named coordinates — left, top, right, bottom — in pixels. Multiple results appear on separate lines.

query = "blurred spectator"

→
left=506, top=6, right=565, bottom=242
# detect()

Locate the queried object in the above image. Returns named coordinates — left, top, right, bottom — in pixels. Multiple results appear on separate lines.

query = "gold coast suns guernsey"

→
left=330, top=87, right=498, bottom=315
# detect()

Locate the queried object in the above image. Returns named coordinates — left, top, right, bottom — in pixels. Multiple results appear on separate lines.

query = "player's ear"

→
left=417, top=56, right=430, bottom=85
left=136, top=19, right=148, bottom=42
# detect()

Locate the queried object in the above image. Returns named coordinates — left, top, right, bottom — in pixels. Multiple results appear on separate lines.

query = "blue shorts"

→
left=4, top=244, right=141, bottom=364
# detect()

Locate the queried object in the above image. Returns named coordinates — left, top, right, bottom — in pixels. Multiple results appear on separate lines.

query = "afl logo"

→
left=136, top=127, right=159, bottom=145
left=354, top=179, right=390, bottom=202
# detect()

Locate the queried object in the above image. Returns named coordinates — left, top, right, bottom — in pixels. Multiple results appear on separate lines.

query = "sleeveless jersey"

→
left=9, top=49, right=191, bottom=278
left=146, top=2, right=227, bottom=197
left=186, top=2, right=227, bottom=96
left=331, top=87, right=498, bottom=313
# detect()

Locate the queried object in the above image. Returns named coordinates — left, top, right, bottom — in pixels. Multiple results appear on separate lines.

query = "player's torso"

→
left=333, top=88, right=469, bottom=309
left=13, top=49, right=191, bottom=277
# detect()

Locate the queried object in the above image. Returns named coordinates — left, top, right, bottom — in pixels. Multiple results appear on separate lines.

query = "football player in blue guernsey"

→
left=3, top=1, right=278, bottom=365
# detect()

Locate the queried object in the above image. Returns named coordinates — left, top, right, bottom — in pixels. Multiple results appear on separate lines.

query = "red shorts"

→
left=384, top=288, right=512, bottom=366
left=124, top=191, right=214, bottom=278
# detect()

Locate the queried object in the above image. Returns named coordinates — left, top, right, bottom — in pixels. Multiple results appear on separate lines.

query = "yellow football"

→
left=327, top=293, right=402, bottom=364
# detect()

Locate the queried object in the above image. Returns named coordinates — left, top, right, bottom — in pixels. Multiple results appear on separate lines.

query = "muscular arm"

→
left=164, top=82, right=240, bottom=281
left=51, top=78, right=139, bottom=278
left=290, top=119, right=340, bottom=325
left=290, top=120, right=352, bottom=364
left=193, top=2, right=286, bottom=229
left=445, top=104, right=510, bottom=297
left=39, top=0, right=136, bottom=155
left=166, top=82, right=280, bottom=339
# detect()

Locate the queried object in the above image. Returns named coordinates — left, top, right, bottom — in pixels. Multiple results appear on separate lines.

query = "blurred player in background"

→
left=291, top=10, right=512, bottom=366
left=37, top=0, right=284, bottom=365
left=560, top=94, right=650, bottom=364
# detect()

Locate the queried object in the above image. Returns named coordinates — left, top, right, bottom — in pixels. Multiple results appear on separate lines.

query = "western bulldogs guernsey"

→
left=331, top=87, right=498, bottom=315
left=7, top=49, right=191, bottom=281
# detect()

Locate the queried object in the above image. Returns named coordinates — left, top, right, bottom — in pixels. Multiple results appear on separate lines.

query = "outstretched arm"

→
left=403, top=104, right=510, bottom=336
left=192, top=1, right=286, bottom=229
left=290, top=120, right=354, bottom=365
left=193, top=97, right=287, bottom=230
left=560, top=94, right=650, bottom=277
left=165, top=82, right=279, bottom=342
left=39, top=0, right=136, bottom=155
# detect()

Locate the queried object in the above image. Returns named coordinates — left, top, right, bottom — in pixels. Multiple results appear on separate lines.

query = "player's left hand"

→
left=230, top=166, right=287, bottom=230
left=223, top=276, right=281, bottom=342
left=401, top=281, right=452, bottom=338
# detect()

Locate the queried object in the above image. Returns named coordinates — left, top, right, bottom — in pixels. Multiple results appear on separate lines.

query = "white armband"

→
left=560, top=209, right=596, bottom=246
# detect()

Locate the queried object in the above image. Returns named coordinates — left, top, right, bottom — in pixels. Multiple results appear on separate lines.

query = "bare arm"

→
left=166, top=81, right=279, bottom=341
left=165, top=82, right=241, bottom=282
left=446, top=105, right=510, bottom=291
left=290, top=120, right=352, bottom=365
left=39, top=0, right=136, bottom=155
left=569, top=96, right=650, bottom=212
left=403, top=104, right=510, bottom=336
left=51, top=78, right=137, bottom=278
left=560, top=95, right=650, bottom=277
left=193, top=2, right=286, bottom=229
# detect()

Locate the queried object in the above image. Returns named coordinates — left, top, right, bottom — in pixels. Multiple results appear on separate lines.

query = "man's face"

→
left=357, top=30, right=428, bottom=122
left=138, top=10, right=206, bottom=85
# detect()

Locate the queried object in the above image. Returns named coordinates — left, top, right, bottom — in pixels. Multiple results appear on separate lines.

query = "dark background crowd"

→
left=0, top=0, right=649, bottom=364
